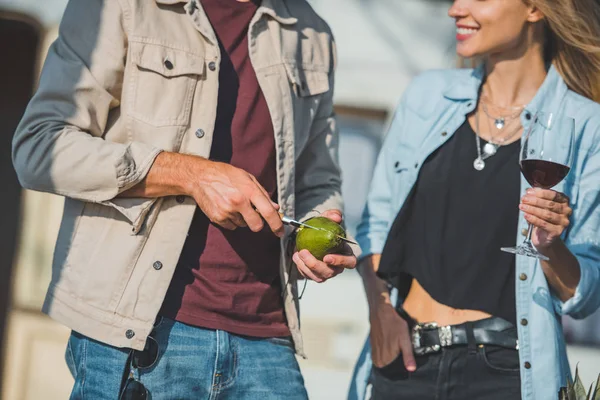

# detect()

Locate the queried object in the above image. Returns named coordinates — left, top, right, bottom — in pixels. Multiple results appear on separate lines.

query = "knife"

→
left=279, top=213, right=358, bottom=245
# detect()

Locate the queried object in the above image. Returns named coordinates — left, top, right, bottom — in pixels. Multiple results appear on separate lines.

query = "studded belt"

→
left=410, top=317, right=519, bottom=356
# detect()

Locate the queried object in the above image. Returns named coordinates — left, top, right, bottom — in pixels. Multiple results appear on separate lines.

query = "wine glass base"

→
left=501, top=244, right=549, bottom=261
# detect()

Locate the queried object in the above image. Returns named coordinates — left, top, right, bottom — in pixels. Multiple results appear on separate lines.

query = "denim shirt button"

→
left=520, top=318, right=528, bottom=326
left=414, top=163, right=419, bottom=169
left=441, top=131, right=447, bottom=137
left=524, top=362, right=531, bottom=369
left=519, top=273, right=528, bottom=281
left=525, top=112, right=532, bottom=120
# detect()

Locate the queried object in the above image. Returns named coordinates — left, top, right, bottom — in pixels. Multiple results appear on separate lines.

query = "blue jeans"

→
left=65, top=317, right=308, bottom=399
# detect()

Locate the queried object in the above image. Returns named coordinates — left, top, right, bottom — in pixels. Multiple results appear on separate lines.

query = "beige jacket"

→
left=12, top=0, right=343, bottom=356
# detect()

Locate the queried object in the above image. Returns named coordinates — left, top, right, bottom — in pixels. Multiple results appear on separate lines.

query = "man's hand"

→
left=292, top=209, right=357, bottom=283
left=121, top=152, right=283, bottom=235
left=188, top=158, right=284, bottom=236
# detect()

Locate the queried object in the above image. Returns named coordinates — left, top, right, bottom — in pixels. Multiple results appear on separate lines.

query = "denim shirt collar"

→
left=443, top=64, right=569, bottom=123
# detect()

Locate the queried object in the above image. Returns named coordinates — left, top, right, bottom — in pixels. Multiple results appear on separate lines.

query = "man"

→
left=12, top=0, right=356, bottom=398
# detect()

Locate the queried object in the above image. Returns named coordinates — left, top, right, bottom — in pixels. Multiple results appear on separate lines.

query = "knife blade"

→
left=279, top=213, right=358, bottom=245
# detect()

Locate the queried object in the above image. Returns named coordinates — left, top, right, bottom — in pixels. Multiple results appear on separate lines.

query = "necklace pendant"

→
left=483, top=142, right=497, bottom=156
left=495, top=118, right=505, bottom=130
left=473, top=158, right=485, bottom=171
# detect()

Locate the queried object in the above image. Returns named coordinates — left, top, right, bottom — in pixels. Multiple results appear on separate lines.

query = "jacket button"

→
left=164, top=59, right=173, bottom=70
left=521, top=228, right=528, bottom=236
left=208, top=61, right=217, bottom=71
left=520, top=318, right=528, bottom=326
left=126, top=330, right=135, bottom=339
left=153, top=261, right=163, bottom=270
left=176, top=195, right=185, bottom=204
left=524, top=362, right=531, bottom=369
left=195, top=128, right=205, bottom=138
left=519, top=273, right=528, bottom=281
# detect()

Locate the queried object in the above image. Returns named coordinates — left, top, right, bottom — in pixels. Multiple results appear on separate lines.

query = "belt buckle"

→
left=411, top=322, right=453, bottom=355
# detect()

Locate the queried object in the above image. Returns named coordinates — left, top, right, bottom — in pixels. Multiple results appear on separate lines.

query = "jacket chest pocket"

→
left=128, top=42, right=205, bottom=127
left=283, top=63, right=330, bottom=150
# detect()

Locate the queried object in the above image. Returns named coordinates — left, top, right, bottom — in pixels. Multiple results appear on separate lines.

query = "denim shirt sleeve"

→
left=355, top=101, right=406, bottom=260
left=553, top=136, right=600, bottom=319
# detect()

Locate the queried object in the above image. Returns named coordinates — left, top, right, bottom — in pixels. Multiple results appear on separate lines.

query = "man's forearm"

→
left=120, top=152, right=204, bottom=199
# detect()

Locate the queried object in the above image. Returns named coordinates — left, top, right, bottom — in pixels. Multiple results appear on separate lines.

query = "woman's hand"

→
left=519, top=188, right=573, bottom=250
left=369, top=300, right=416, bottom=371
left=292, top=209, right=357, bottom=283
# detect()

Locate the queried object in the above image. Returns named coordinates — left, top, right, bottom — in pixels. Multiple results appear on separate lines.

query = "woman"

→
left=351, top=0, right=600, bottom=399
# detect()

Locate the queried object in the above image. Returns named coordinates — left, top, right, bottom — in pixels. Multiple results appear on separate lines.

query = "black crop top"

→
left=377, top=120, right=521, bottom=324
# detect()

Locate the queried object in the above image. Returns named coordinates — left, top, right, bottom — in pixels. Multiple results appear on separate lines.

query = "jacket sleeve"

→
left=554, top=134, right=600, bottom=319
left=354, top=98, right=406, bottom=262
left=11, top=0, right=161, bottom=230
left=294, top=40, right=343, bottom=222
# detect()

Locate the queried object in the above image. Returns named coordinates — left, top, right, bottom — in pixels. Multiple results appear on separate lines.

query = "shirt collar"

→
left=156, top=0, right=297, bottom=25
left=443, top=63, right=569, bottom=118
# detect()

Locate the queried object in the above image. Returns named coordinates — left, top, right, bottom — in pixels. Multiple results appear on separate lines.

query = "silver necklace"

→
left=481, top=100, right=523, bottom=130
left=473, top=110, right=522, bottom=171
left=474, top=110, right=487, bottom=170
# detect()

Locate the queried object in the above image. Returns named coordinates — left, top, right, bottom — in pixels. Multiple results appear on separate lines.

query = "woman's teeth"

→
left=457, top=27, right=477, bottom=35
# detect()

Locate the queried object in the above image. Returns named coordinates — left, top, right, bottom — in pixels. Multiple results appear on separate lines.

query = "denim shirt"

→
left=349, top=65, right=600, bottom=400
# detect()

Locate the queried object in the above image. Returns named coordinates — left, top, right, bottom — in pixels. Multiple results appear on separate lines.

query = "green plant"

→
left=558, top=367, right=600, bottom=400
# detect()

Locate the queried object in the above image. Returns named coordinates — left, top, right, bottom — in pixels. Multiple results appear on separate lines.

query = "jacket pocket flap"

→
left=130, top=42, right=205, bottom=78
left=283, top=63, right=330, bottom=97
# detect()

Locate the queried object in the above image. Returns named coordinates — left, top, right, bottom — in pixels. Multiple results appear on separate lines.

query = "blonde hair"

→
left=532, top=0, right=600, bottom=102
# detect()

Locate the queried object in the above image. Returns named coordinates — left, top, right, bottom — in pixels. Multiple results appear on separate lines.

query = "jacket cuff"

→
left=553, top=255, right=599, bottom=318
left=102, top=143, right=162, bottom=233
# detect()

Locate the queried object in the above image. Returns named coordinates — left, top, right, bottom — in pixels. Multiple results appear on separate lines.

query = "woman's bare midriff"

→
left=402, top=279, right=492, bottom=326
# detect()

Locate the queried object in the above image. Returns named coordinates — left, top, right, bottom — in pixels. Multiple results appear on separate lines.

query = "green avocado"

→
left=295, top=216, right=346, bottom=261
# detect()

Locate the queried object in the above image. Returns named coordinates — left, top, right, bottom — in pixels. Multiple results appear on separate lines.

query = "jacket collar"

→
left=443, top=63, right=569, bottom=117
left=155, top=0, right=297, bottom=25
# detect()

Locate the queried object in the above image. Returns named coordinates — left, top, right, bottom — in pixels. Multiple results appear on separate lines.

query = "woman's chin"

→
left=456, top=46, right=481, bottom=61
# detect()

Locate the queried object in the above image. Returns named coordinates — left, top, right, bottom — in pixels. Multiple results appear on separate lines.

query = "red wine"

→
left=520, top=160, right=570, bottom=189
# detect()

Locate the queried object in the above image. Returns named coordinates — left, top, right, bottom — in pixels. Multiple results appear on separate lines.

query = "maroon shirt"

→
left=160, top=0, right=289, bottom=337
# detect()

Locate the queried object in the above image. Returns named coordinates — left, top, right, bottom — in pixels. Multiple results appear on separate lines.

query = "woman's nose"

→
left=448, top=0, right=468, bottom=18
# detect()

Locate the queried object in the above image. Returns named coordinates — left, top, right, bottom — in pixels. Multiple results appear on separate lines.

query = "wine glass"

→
left=501, top=111, right=574, bottom=261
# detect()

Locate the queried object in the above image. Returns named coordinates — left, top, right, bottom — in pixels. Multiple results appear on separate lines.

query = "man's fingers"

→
left=249, top=175, right=280, bottom=210
left=323, top=254, right=357, bottom=269
left=298, top=250, right=337, bottom=281
left=251, top=193, right=284, bottom=237
left=218, top=219, right=238, bottom=231
left=237, top=204, right=265, bottom=232
left=321, top=209, right=343, bottom=224
left=293, top=253, right=323, bottom=283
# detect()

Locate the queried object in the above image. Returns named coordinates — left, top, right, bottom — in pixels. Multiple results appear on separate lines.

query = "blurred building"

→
left=1, top=1, right=598, bottom=399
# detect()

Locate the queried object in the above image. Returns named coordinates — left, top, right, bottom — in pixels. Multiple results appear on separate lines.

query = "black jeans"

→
left=371, top=344, right=521, bottom=400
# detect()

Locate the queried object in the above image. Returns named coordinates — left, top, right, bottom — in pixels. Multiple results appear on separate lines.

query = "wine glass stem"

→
left=524, top=223, right=534, bottom=245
